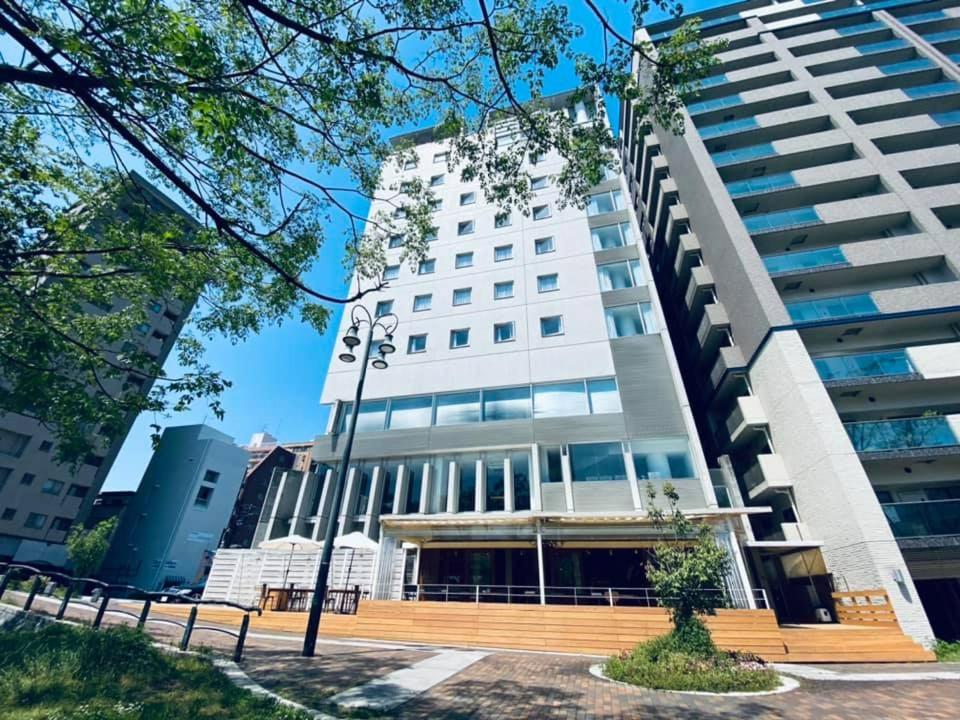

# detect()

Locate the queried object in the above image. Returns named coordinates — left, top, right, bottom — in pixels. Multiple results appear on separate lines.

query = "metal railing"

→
left=0, top=562, right=260, bottom=661
left=401, top=584, right=767, bottom=609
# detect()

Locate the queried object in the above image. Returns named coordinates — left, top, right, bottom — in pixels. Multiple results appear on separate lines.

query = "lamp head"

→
left=338, top=351, right=357, bottom=363
left=379, top=333, right=396, bottom=354
left=342, top=325, right=361, bottom=348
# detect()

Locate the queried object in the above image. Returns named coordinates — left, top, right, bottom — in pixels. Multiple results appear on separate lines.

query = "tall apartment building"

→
left=622, top=0, right=960, bottom=642
left=289, top=88, right=762, bottom=606
left=243, top=433, right=314, bottom=473
left=0, top=173, right=195, bottom=567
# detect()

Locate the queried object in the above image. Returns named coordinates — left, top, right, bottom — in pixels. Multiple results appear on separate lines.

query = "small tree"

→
left=66, top=517, right=118, bottom=580
left=645, top=482, right=730, bottom=653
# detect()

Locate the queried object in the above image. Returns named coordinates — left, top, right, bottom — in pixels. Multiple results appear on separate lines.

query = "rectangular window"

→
left=460, top=192, right=476, bottom=206
left=375, top=300, right=394, bottom=317
left=494, top=245, right=513, bottom=262
left=393, top=206, right=407, bottom=219
left=494, top=322, right=515, bottom=343
left=404, top=464, right=424, bottom=513
left=540, top=315, right=564, bottom=337
left=605, top=303, right=656, bottom=337
left=67, top=484, right=88, bottom=498
left=194, top=485, right=214, bottom=507
left=483, top=386, right=532, bottom=421
left=426, top=227, right=438, bottom=242
left=41, top=479, right=64, bottom=495
left=534, top=237, right=555, bottom=255
left=343, top=400, right=388, bottom=432
left=455, top=252, right=473, bottom=268
left=1, top=508, right=14, bottom=521
left=495, top=212, right=512, bottom=228
left=413, top=294, right=432, bottom=312
left=149, top=301, right=163, bottom=313
left=529, top=152, right=541, bottom=165
left=511, top=451, right=532, bottom=510
left=539, top=445, right=563, bottom=483
left=533, top=381, right=587, bottom=418
left=403, top=158, right=417, bottom=170
left=587, top=378, right=622, bottom=414
left=537, top=273, right=559, bottom=293
left=435, top=391, right=481, bottom=425
left=430, top=174, right=445, bottom=187
left=597, top=260, right=644, bottom=290
left=532, top=204, right=551, bottom=221
left=486, top=456, right=506, bottom=512
left=632, top=438, right=695, bottom=480
left=407, top=334, right=427, bottom=353
left=20, top=472, right=35, bottom=486
left=24, top=512, right=47, bottom=530
left=453, top=287, right=472, bottom=306
left=51, top=517, right=72, bottom=532
left=0, top=467, right=9, bottom=492
left=388, top=234, right=404, bottom=249
left=450, top=328, right=470, bottom=348
left=134, top=322, right=150, bottom=336
left=531, top=176, right=549, bottom=190
left=586, top=190, right=625, bottom=216
left=429, top=198, right=442, bottom=211
left=418, top=259, right=436, bottom=275
left=433, top=151, right=448, bottom=163
left=383, top=265, right=400, bottom=281
left=494, top=281, right=514, bottom=299
left=457, top=220, right=475, bottom=236
left=569, top=442, right=627, bottom=482
left=203, top=470, right=220, bottom=484
left=38, top=441, right=52, bottom=452
left=457, top=454, right=478, bottom=512
left=591, top=222, right=633, bottom=250
left=387, top=396, right=433, bottom=429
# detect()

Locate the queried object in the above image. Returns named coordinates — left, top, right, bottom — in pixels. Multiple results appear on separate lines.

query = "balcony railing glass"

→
left=687, top=93, right=743, bottom=115
left=712, top=142, right=777, bottom=167
left=694, top=74, right=729, bottom=90
left=764, top=245, right=847, bottom=275
left=845, top=416, right=958, bottom=453
left=699, top=117, right=759, bottom=140
left=837, top=20, right=885, bottom=35
left=878, top=58, right=934, bottom=75
left=856, top=38, right=909, bottom=54
left=814, top=348, right=915, bottom=382
left=905, top=81, right=960, bottom=99
left=727, top=172, right=797, bottom=198
left=899, top=10, right=945, bottom=24
left=743, top=206, right=822, bottom=235
left=786, top=292, right=878, bottom=323
left=932, top=110, right=960, bottom=127
left=922, top=28, right=960, bottom=44
left=882, top=499, right=960, bottom=538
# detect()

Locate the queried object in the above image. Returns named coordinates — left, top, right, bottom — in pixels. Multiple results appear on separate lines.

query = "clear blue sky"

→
left=103, top=0, right=725, bottom=491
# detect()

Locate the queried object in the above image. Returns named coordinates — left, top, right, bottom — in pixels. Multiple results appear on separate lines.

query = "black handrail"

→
left=0, top=562, right=259, bottom=662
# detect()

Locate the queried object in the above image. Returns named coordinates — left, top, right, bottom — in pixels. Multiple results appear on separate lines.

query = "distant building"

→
left=243, top=432, right=314, bottom=473
left=100, top=425, right=248, bottom=590
left=219, top=444, right=295, bottom=549
left=86, top=490, right=136, bottom=529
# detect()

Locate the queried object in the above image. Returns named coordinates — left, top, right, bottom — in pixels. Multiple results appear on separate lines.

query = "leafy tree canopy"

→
left=66, top=517, right=118, bottom=578
left=0, top=0, right=721, bottom=462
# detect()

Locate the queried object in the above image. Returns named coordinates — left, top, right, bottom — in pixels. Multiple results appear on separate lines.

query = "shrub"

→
left=934, top=639, right=960, bottom=662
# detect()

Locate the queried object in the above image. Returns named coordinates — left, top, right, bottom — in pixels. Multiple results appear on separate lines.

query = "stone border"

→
left=588, top=663, right=800, bottom=697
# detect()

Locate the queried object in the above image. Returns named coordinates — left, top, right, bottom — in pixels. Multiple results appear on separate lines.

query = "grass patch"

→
left=604, top=618, right=780, bottom=694
left=934, top=639, right=960, bottom=662
left=0, top=623, right=310, bottom=719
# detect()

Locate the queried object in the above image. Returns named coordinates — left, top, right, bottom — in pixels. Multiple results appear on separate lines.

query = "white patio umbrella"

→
left=258, top=534, right=323, bottom=586
left=333, top=532, right=379, bottom=588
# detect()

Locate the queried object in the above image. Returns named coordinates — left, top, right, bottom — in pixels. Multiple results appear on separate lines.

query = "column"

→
left=337, top=467, right=357, bottom=537
left=362, top=466, right=383, bottom=538
left=419, top=461, right=431, bottom=514
left=474, top=458, right=486, bottom=513
left=529, top=444, right=543, bottom=511
left=392, top=463, right=408, bottom=515
left=446, top=460, right=459, bottom=514
left=561, top=447, right=574, bottom=512
left=503, top=456, right=515, bottom=513
left=536, top=522, right=546, bottom=605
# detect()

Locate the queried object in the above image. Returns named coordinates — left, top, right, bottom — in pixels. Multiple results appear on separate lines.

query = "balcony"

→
left=744, top=453, right=792, bottom=501
left=697, top=303, right=731, bottom=355
left=814, top=349, right=917, bottom=384
left=763, top=246, right=848, bottom=276
left=726, top=172, right=798, bottom=198
left=685, top=265, right=715, bottom=314
left=744, top=206, right=822, bottom=236
left=725, top=395, right=767, bottom=446
left=786, top=292, right=879, bottom=324
left=845, top=415, right=960, bottom=456
left=883, top=499, right=960, bottom=538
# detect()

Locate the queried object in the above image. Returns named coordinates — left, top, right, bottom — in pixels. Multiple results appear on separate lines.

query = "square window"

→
left=604, top=303, right=657, bottom=338
left=425, top=227, right=438, bottom=242
left=393, top=206, right=407, bottom=219
left=529, top=152, right=541, bottom=165
left=429, top=198, right=442, bottom=211
left=1, top=508, right=14, bottom=521
left=203, top=470, right=220, bottom=484
left=494, top=281, right=514, bottom=300
left=494, top=245, right=513, bottom=262
left=586, top=190, right=624, bottom=216
left=403, top=159, right=417, bottom=170
left=430, top=174, right=445, bottom=187
left=458, top=220, right=475, bottom=235
left=38, top=440, right=53, bottom=452
left=388, top=235, right=404, bottom=249
left=540, top=315, right=564, bottom=337
left=433, top=151, right=448, bottom=163
left=450, top=328, right=470, bottom=348
left=383, top=265, right=400, bottom=281
left=67, top=484, right=88, bottom=498
left=455, top=252, right=473, bottom=268
left=418, top=259, right=436, bottom=275
left=534, top=237, right=555, bottom=255
left=41, top=479, right=64, bottom=495
left=460, top=192, right=476, bottom=206
left=537, top=273, right=559, bottom=293
left=532, top=204, right=551, bottom=220
left=375, top=300, right=394, bottom=317
left=149, top=301, right=163, bottom=313
left=194, top=485, right=214, bottom=507
left=494, top=322, right=515, bottom=343
left=495, top=212, right=512, bottom=228
left=20, top=472, right=35, bottom=486
left=407, top=334, right=427, bottom=353
left=51, top=516, right=72, bottom=532
left=531, top=176, right=549, bottom=190
left=134, top=322, right=150, bottom=335
left=413, top=294, right=432, bottom=312
left=453, top=288, right=472, bottom=306
left=24, top=512, right=47, bottom=530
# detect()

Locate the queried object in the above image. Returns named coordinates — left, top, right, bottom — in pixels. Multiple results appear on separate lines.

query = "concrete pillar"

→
left=393, top=463, right=408, bottom=515
left=474, top=458, right=486, bottom=513
left=446, top=460, right=459, bottom=514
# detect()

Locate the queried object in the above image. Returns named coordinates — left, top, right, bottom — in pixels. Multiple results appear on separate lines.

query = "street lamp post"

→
left=302, top=304, right=397, bottom=657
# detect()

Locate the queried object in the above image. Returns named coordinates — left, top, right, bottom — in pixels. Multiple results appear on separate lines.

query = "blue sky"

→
left=102, top=0, right=724, bottom=491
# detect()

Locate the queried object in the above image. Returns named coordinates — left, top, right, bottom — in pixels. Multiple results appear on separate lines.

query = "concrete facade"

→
left=625, top=0, right=960, bottom=642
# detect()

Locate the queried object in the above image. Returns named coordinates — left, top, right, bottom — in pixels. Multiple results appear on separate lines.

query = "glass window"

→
left=495, top=212, right=512, bottom=228
left=383, top=264, right=400, bottom=281
left=586, top=190, right=624, bottom=216
left=453, top=287, right=472, bottom=306
left=425, top=227, right=438, bottom=242
left=569, top=442, right=627, bottom=482
left=430, top=174, right=445, bottom=187
left=134, top=322, right=150, bottom=335
left=535, top=236, right=555, bottom=255
left=632, top=438, right=695, bottom=480
left=455, top=252, right=473, bottom=268
left=591, top=222, right=633, bottom=250
left=387, top=396, right=433, bottom=429
left=393, top=206, right=407, bottom=219
left=413, top=294, right=432, bottom=312
left=428, top=456, right=449, bottom=513
left=24, top=512, right=47, bottom=530
left=194, top=485, right=214, bottom=507
left=587, top=378, right=622, bottom=414
left=486, top=456, right=506, bottom=512
left=540, top=315, right=564, bottom=336
left=1, top=508, right=14, bottom=521
left=379, top=462, right=399, bottom=514
left=511, top=451, right=532, bottom=510
left=403, top=158, right=417, bottom=170
left=460, top=192, right=476, bottom=205
left=597, top=260, right=643, bottom=290
left=407, top=334, right=427, bottom=353
left=450, top=328, right=470, bottom=348
left=529, top=152, right=541, bottom=165
left=149, top=301, right=163, bottom=313
left=605, top=303, right=656, bottom=337
left=41, top=479, right=64, bottom=495
left=433, top=151, right=448, bottom=163
left=418, top=259, right=436, bottom=275
left=202, top=470, right=220, bottom=484
left=483, top=386, right=532, bottom=421
left=532, top=204, right=551, bottom=220
left=457, top=455, right=478, bottom=512
left=539, top=446, right=563, bottom=483
left=20, top=473, right=35, bottom=486
left=67, top=484, right=88, bottom=498
left=494, top=245, right=513, bottom=262
left=388, top=234, right=404, bottom=249
left=531, top=176, right=549, bottom=190
left=351, top=464, right=373, bottom=516
left=429, top=198, right=442, bottom=211
left=533, top=381, right=587, bottom=418
left=494, top=281, right=514, bottom=299
left=404, top=462, right=425, bottom=513
left=343, top=399, right=388, bottom=432
left=458, top=220, right=475, bottom=235
left=537, top=273, right=559, bottom=293
left=375, top=300, right=394, bottom=317
left=494, top=321, right=515, bottom=343
left=435, top=391, right=480, bottom=425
